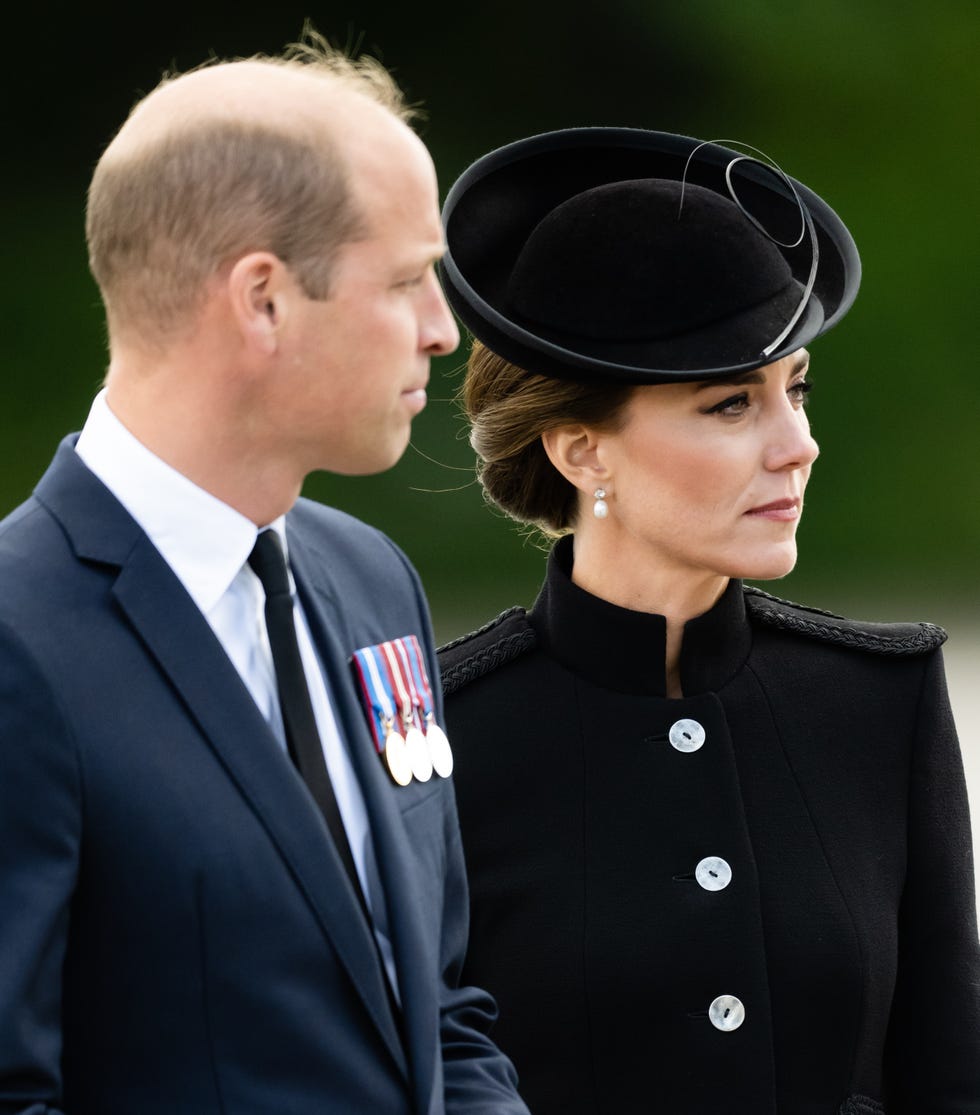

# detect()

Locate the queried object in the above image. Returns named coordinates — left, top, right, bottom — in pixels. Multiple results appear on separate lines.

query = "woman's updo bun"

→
left=463, top=340, right=633, bottom=535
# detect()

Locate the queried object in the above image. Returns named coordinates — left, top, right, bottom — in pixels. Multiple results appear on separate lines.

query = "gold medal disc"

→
left=384, top=730, right=413, bottom=787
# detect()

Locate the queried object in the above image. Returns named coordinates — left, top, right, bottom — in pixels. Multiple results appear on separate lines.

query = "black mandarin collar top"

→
left=528, top=536, right=752, bottom=698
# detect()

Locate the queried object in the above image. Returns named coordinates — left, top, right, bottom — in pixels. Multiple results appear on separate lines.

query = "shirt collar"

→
left=528, top=535, right=752, bottom=697
left=74, top=390, right=287, bottom=615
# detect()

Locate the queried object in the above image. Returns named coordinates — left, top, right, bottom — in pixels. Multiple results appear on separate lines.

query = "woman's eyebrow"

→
left=790, top=350, right=811, bottom=376
left=694, top=371, right=765, bottom=392
left=693, top=352, right=810, bottom=392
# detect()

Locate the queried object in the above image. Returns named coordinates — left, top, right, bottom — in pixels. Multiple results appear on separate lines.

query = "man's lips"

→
left=401, top=386, right=428, bottom=414
left=744, top=498, right=801, bottom=521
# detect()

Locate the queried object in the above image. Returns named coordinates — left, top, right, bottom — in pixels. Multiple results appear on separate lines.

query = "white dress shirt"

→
left=75, top=391, right=399, bottom=996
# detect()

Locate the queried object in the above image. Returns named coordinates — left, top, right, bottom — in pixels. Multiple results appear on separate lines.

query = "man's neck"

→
left=104, top=368, right=301, bottom=527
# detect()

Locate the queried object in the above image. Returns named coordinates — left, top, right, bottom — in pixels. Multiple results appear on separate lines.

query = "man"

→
left=0, top=39, right=528, bottom=1115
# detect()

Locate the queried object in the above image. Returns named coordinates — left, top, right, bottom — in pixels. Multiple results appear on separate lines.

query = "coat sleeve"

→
left=886, top=647, right=980, bottom=1112
left=0, top=620, right=77, bottom=1115
left=436, top=793, right=529, bottom=1115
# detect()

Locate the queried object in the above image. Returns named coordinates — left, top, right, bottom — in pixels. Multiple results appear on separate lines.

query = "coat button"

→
left=708, top=994, right=745, bottom=1031
left=668, top=719, right=705, bottom=752
left=695, top=856, right=732, bottom=891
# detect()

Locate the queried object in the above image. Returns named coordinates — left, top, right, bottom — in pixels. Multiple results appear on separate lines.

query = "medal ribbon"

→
left=403, top=636, right=436, bottom=726
left=380, top=640, right=414, bottom=732
left=402, top=636, right=453, bottom=778
left=394, top=638, right=425, bottom=731
left=351, top=645, right=397, bottom=752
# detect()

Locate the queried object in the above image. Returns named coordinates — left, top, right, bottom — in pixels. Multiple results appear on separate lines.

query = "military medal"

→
left=403, top=635, right=455, bottom=778
left=381, top=717, right=413, bottom=787
left=351, top=643, right=414, bottom=786
left=382, top=641, right=432, bottom=783
left=424, top=715, right=454, bottom=779
left=404, top=722, right=432, bottom=783
left=352, top=635, right=452, bottom=785
left=396, top=639, right=436, bottom=784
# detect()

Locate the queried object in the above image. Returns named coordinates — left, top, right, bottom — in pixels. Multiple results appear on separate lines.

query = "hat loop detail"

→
left=680, top=140, right=820, bottom=357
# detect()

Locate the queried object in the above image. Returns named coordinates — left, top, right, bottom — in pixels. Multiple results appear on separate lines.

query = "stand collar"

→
left=528, top=536, right=751, bottom=697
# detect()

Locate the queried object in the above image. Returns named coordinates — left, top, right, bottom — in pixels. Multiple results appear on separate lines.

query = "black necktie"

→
left=247, top=530, right=366, bottom=912
left=249, top=532, right=405, bottom=1039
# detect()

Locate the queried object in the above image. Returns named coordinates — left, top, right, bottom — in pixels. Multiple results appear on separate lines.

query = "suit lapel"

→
left=34, top=442, right=408, bottom=1078
left=289, top=527, right=440, bottom=1114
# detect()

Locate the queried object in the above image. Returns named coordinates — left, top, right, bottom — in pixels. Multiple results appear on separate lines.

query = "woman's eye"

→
left=788, top=379, right=813, bottom=405
left=704, top=392, right=750, bottom=416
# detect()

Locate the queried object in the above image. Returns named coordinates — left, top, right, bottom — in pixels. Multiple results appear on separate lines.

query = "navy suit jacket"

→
left=0, top=438, right=527, bottom=1115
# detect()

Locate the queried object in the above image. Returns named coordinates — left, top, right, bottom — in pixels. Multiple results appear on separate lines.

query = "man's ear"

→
left=541, top=424, right=611, bottom=497
left=226, top=252, right=291, bottom=356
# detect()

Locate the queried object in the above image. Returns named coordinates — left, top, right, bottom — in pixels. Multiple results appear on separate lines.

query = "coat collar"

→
left=34, top=438, right=411, bottom=1080
left=529, top=535, right=752, bottom=697
left=75, top=390, right=263, bottom=616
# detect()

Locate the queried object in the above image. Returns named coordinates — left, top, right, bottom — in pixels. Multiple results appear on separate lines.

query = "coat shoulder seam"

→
left=438, top=608, right=537, bottom=696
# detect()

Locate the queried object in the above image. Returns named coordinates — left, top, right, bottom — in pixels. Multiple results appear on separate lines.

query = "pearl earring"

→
left=593, top=488, right=609, bottom=519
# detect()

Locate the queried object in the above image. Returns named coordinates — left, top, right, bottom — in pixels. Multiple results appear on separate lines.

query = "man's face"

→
left=273, top=108, right=459, bottom=478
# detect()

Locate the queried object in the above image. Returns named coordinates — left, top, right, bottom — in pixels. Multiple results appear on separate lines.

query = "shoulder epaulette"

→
left=438, top=607, right=537, bottom=696
left=744, top=585, right=947, bottom=656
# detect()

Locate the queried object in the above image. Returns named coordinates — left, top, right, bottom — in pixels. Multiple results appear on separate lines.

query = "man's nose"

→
left=422, top=274, right=460, bottom=356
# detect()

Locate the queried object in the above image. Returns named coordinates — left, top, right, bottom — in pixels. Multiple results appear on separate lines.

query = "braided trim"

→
left=749, top=601, right=946, bottom=656
left=440, top=628, right=537, bottom=696
left=437, top=606, right=526, bottom=655
left=839, top=1096, right=885, bottom=1115
left=744, top=583, right=842, bottom=618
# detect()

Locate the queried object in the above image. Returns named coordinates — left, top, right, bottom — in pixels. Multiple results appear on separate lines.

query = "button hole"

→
left=672, top=873, right=695, bottom=882
left=643, top=734, right=667, bottom=744
left=687, top=1010, right=708, bottom=1020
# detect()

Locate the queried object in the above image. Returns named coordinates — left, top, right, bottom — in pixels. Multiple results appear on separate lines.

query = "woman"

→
left=436, top=129, right=980, bottom=1114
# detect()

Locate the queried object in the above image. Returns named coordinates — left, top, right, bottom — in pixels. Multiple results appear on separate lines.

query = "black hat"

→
left=440, top=128, right=861, bottom=383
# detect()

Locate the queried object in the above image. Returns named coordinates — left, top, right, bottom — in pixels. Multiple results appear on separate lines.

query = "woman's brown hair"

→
left=463, top=340, right=634, bottom=535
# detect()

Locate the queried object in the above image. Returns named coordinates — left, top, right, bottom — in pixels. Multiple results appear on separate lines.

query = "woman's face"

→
left=589, top=349, right=818, bottom=584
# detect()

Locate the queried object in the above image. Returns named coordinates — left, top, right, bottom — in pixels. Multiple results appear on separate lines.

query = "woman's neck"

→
left=569, top=530, right=729, bottom=698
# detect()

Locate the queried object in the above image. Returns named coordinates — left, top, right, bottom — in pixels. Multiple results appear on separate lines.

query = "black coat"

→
left=439, top=539, right=980, bottom=1115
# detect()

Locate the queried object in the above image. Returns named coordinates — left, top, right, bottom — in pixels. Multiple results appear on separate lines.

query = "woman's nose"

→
left=765, top=410, right=819, bottom=472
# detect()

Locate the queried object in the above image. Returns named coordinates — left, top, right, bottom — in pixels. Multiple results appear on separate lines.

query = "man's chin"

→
left=322, top=435, right=412, bottom=478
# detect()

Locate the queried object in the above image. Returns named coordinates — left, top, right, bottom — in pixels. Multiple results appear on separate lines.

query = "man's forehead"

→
left=341, top=109, right=436, bottom=201
left=108, top=62, right=358, bottom=160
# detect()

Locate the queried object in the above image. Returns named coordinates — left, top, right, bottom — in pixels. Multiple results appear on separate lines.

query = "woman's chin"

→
left=731, top=545, right=799, bottom=583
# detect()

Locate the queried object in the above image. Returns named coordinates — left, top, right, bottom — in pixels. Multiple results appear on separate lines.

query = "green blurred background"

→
left=4, top=0, right=978, bottom=642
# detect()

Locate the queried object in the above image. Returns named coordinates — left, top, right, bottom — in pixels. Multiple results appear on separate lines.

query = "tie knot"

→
left=248, top=530, right=292, bottom=599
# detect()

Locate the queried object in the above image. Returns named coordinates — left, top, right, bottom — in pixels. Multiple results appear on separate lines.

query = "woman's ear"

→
left=541, top=424, right=610, bottom=496
left=226, top=252, right=290, bottom=356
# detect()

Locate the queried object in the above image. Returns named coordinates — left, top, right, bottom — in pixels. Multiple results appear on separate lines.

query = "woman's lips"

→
left=744, top=498, right=800, bottom=521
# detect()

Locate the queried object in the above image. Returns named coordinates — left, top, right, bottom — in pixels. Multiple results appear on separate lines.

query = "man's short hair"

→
left=86, top=32, right=415, bottom=347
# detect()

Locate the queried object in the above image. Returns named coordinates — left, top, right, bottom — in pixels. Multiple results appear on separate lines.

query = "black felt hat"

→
left=440, top=128, right=861, bottom=383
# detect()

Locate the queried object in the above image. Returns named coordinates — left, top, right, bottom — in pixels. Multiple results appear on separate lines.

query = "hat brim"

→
left=441, top=128, right=860, bottom=384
